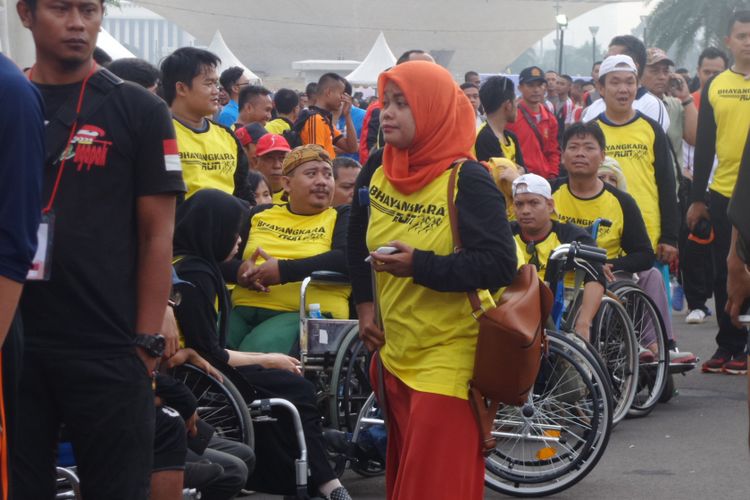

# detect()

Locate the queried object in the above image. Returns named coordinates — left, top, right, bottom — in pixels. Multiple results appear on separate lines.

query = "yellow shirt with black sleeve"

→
left=230, top=204, right=350, bottom=318
left=346, top=149, right=519, bottom=400
left=272, top=190, right=286, bottom=204
left=551, top=180, right=655, bottom=273
left=593, top=112, right=679, bottom=249
left=473, top=122, right=525, bottom=167
left=173, top=118, right=251, bottom=201
left=691, top=70, right=750, bottom=201
left=511, top=220, right=605, bottom=287
left=265, top=117, right=293, bottom=135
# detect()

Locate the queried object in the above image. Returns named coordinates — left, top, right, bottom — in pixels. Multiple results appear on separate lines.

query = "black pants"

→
left=187, top=436, right=254, bottom=500
left=154, top=405, right=187, bottom=472
left=11, top=351, right=154, bottom=500
left=236, top=365, right=336, bottom=496
left=679, top=220, right=714, bottom=312
left=709, top=190, right=749, bottom=353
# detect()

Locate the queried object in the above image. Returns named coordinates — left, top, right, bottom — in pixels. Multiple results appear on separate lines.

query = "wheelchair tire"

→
left=609, top=282, right=669, bottom=418
left=171, top=363, right=254, bottom=448
left=484, top=331, right=613, bottom=497
left=329, top=325, right=373, bottom=432
left=590, top=296, right=639, bottom=425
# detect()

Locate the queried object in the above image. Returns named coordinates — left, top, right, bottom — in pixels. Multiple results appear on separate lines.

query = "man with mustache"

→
left=227, top=145, right=351, bottom=355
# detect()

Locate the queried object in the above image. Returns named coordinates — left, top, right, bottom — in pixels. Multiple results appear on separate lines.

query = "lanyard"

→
left=29, top=62, right=98, bottom=214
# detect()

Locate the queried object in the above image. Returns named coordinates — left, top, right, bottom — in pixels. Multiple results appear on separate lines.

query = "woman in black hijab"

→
left=172, top=189, right=351, bottom=499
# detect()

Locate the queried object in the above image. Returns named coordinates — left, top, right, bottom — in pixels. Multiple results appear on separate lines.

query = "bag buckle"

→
left=471, top=306, right=485, bottom=320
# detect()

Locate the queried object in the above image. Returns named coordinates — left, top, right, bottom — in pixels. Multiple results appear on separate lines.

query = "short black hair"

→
left=728, top=10, right=750, bottom=35
left=609, top=35, right=647, bottom=77
left=573, top=78, right=588, bottom=86
left=305, top=82, right=318, bottom=98
left=273, top=88, right=300, bottom=115
left=545, top=70, right=558, bottom=76
left=479, top=76, right=515, bottom=115
left=317, top=73, right=344, bottom=92
left=160, top=47, right=221, bottom=105
left=342, top=78, right=353, bottom=96
left=592, top=60, right=602, bottom=70
left=219, top=66, right=245, bottom=93
left=563, top=122, right=606, bottom=151
left=238, top=85, right=271, bottom=109
left=332, top=157, right=362, bottom=179
left=560, top=74, right=573, bottom=84
left=22, top=0, right=104, bottom=10
left=698, top=46, right=729, bottom=68
left=396, top=49, right=427, bottom=65
left=460, top=82, right=478, bottom=91
left=108, top=58, right=160, bottom=89
left=93, top=47, right=112, bottom=66
left=464, top=70, right=479, bottom=82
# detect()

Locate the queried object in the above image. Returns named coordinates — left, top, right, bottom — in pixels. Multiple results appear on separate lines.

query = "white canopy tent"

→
left=97, top=27, right=136, bottom=60
left=345, top=32, right=396, bottom=86
left=207, top=30, right=261, bottom=83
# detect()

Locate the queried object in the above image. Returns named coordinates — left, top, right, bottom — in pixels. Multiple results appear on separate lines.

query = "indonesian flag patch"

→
left=163, top=139, right=181, bottom=171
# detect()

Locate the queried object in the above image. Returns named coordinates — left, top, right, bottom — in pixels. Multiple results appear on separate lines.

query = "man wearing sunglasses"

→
left=510, top=174, right=605, bottom=340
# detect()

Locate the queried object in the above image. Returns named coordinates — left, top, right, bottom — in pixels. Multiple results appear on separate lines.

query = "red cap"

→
left=255, top=134, right=291, bottom=156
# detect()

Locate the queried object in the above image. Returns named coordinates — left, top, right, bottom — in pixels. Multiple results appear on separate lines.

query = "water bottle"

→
left=671, top=277, right=684, bottom=312
left=309, top=303, right=324, bottom=319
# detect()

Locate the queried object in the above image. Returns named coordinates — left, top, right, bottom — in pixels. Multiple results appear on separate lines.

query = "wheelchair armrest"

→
left=309, top=271, right=350, bottom=285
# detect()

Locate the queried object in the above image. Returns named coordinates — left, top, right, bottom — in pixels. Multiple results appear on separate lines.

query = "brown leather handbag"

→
left=447, top=164, right=553, bottom=456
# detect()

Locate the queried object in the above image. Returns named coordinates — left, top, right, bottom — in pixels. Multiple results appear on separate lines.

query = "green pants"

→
left=228, top=306, right=299, bottom=354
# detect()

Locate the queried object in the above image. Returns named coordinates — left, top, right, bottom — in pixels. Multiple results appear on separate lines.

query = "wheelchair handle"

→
left=549, top=242, right=607, bottom=264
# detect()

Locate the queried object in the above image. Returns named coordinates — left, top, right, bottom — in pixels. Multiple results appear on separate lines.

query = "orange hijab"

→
left=377, top=61, right=476, bottom=195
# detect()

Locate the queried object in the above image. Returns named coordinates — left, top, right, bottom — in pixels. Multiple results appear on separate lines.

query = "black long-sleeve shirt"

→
left=347, top=149, right=518, bottom=304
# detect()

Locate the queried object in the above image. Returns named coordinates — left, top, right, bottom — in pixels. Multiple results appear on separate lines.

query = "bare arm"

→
left=226, top=350, right=301, bottom=374
left=0, top=277, right=22, bottom=347
left=136, top=194, right=177, bottom=370
left=682, top=101, right=698, bottom=146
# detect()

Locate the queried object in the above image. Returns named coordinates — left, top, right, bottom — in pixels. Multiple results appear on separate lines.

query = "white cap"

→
left=598, top=54, right=638, bottom=80
left=512, top=173, right=553, bottom=200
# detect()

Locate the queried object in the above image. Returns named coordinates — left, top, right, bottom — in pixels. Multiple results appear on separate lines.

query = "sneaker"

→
left=639, top=347, right=656, bottom=364
left=686, top=309, right=707, bottom=324
left=722, top=354, right=748, bottom=375
left=701, top=348, right=732, bottom=373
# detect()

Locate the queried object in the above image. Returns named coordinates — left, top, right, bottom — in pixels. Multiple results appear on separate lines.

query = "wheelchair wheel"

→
left=171, top=363, right=254, bottom=448
left=329, top=325, right=373, bottom=432
left=484, top=331, right=613, bottom=497
left=609, top=283, right=669, bottom=418
left=590, top=296, right=639, bottom=425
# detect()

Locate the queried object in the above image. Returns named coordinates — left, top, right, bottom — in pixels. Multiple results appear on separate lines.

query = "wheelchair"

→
left=484, top=329, right=613, bottom=497
left=170, top=270, right=385, bottom=496
left=547, top=242, right=639, bottom=425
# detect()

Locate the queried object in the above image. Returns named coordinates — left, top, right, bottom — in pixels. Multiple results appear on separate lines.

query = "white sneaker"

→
left=686, top=309, right=707, bottom=324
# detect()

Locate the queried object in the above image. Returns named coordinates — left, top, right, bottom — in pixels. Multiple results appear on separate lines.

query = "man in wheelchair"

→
left=551, top=122, right=696, bottom=364
left=510, top=173, right=606, bottom=340
left=226, top=144, right=351, bottom=355
left=171, top=189, right=352, bottom=500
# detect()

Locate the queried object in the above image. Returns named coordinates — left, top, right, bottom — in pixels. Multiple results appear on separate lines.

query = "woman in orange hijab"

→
left=347, top=61, right=518, bottom=499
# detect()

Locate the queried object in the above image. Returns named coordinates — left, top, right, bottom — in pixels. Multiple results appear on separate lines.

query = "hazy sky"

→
left=536, top=1, right=653, bottom=51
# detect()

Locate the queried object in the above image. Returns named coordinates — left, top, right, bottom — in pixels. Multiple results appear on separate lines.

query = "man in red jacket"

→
left=507, top=66, right=560, bottom=179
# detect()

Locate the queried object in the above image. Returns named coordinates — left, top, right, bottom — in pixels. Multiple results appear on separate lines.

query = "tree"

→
left=645, top=0, right=747, bottom=61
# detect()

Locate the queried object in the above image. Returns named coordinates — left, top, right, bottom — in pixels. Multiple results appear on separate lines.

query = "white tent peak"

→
left=345, top=32, right=396, bottom=86
left=207, top=30, right=261, bottom=84
left=97, top=27, right=136, bottom=60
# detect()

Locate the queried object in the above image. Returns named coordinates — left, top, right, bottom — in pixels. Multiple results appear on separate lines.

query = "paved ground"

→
left=245, top=304, right=749, bottom=499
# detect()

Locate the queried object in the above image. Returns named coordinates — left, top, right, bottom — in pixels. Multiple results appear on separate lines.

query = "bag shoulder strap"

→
left=518, top=104, right=546, bottom=152
left=446, top=163, right=483, bottom=314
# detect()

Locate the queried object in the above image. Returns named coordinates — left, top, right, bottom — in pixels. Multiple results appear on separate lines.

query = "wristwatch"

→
left=134, top=334, right=166, bottom=358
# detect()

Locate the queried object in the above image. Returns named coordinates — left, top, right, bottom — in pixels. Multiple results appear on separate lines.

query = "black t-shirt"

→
left=21, top=73, right=186, bottom=356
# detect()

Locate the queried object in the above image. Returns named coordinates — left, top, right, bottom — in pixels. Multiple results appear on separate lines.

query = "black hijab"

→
left=174, top=189, right=248, bottom=343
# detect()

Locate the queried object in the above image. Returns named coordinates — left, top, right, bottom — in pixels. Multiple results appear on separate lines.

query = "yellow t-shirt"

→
left=367, top=167, right=481, bottom=400
left=174, top=119, right=240, bottom=199
left=705, top=70, right=750, bottom=197
left=594, top=113, right=663, bottom=249
left=231, top=205, right=349, bottom=318
left=553, top=183, right=625, bottom=260
left=272, top=189, right=286, bottom=204
left=265, top=117, right=292, bottom=135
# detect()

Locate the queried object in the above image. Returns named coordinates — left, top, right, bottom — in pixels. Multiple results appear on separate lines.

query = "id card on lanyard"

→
left=25, top=62, right=98, bottom=281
